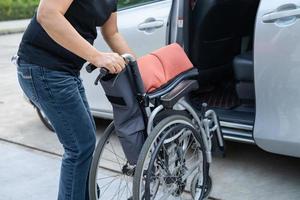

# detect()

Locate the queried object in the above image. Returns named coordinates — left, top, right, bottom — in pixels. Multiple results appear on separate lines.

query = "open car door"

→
left=254, top=0, right=300, bottom=157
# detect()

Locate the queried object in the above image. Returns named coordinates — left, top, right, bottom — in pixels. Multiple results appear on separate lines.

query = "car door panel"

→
left=254, top=0, right=300, bottom=157
left=80, top=0, right=172, bottom=118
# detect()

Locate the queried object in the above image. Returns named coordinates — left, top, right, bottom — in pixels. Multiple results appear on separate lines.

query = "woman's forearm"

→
left=37, top=2, right=100, bottom=64
left=104, top=32, right=136, bottom=58
left=100, top=12, right=136, bottom=59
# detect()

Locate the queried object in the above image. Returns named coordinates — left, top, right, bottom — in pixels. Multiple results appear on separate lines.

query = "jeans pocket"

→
left=17, top=65, right=39, bottom=102
left=41, top=68, right=78, bottom=103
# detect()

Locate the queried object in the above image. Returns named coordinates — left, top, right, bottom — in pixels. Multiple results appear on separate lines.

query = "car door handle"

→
left=138, top=20, right=164, bottom=31
left=263, top=5, right=300, bottom=23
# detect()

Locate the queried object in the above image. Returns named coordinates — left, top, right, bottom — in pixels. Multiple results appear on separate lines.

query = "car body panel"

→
left=80, top=0, right=172, bottom=118
left=254, top=0, right=300, bottom=157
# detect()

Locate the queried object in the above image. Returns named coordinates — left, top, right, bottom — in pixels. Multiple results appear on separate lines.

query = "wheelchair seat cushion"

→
left=137, top=43, right=193, bottom=92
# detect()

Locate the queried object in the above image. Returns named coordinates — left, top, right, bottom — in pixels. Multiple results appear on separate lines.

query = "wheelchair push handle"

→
left=85, top=54, right=141, bottom=87
left=85, top=54, right=136, bottom=73
left=86, top=63, right=99, bottom=73
left=86, top=63, right=109, bottom=76
left=85, top=63, right=109, bottom=85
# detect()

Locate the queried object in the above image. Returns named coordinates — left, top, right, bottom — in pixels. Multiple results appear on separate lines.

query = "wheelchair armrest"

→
left=147, top=68, right=199, bottom=99
left=160, top=80, right=199, bottom=108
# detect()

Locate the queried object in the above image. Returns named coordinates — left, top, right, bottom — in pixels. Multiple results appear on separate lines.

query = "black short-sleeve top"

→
left=18, top=0, right=117, bottom=75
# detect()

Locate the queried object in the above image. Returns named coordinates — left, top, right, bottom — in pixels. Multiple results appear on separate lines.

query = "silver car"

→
left=37, top=0, right=300, bottom=158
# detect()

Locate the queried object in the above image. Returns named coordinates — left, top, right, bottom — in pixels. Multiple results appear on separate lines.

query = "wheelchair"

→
left=86, top=46, right=225, bottom=200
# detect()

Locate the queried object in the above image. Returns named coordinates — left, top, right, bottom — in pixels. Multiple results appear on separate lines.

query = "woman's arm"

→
left=37, top=0, right=125, bottom=73
left=101, top=13, right=137, bottom=58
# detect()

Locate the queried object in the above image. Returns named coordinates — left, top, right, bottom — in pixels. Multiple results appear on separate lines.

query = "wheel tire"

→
left=191, top=175, right=212, bottom=199
left=133, top=114, right=208, bottom=200
left=89, top=122, right=115, bottom=200
left=35, top=106, right=54, bottom=132
left=205, top=176, right=212, bottom=198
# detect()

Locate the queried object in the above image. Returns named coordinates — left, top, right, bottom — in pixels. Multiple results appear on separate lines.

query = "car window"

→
left=117, top=0, right=163, bottom=10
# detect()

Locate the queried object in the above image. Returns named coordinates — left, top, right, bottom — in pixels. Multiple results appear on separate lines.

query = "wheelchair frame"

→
left=86, top=54, right=225, bottom=199
left=87, top=54, right=225, bottom=163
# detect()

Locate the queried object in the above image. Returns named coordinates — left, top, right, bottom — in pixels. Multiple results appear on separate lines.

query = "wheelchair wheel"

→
left=133, top=114, right=209, bottom=200
left=191, top=175, right=212, bottom=199
left=35, top=106, right=54, bottom=132
left=89, top=122, right=133, bottom=200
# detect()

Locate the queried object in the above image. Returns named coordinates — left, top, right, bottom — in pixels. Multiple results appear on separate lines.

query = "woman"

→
left=16, top=0, right=135, bottom=199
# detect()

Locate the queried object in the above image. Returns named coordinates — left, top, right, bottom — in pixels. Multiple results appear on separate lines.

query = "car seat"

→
left=233, top=51, right=255, bottom=103
left=189, top=0, right=260, bottom=83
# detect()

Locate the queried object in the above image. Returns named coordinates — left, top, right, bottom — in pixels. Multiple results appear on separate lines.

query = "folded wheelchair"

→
left=86, top=43, right=225, bottom=200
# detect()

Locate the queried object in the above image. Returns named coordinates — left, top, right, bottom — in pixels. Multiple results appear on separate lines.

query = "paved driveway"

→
left=1, top=33, right=300, bottom=200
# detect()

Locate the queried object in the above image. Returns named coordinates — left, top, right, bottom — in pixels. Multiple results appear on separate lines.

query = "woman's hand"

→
left=92, top=52, right=126, bottom=74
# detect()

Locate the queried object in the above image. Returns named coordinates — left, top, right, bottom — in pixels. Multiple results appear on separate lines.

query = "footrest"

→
left=161, top=80, right=199, bottom=108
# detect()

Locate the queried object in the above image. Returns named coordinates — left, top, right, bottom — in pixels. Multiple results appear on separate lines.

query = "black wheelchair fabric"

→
left=100, top=70, right=146, bottom=165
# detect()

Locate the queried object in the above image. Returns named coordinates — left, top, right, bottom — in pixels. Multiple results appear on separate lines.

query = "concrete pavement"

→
left=1, top=33, right=300, bottom=200
left=0, top=140, right=60, bottom=200
left=0, top=19, right=30, bottom=35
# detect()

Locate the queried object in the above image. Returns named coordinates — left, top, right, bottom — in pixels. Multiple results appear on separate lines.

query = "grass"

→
left=0, top=0, right=39, bottom=21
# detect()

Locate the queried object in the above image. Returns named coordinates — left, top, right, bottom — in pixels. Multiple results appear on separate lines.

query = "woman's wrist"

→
left=88, top=49, right=103, bottom=66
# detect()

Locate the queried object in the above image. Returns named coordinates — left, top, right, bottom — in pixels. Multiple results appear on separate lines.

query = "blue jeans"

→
left=16, top=58, right=96, bottom=200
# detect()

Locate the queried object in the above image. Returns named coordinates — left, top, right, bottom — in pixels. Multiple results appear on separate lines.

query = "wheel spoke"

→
left=96, top=174, right=121, bottom=180
left=108, top=142, right=126, bottom=164
left=124, top=176, right=132, bottom=197
left=99, top=176, right=119, bottom=198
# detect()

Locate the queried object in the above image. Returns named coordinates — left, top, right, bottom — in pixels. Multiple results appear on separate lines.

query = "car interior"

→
left=187, top=0, right=260, bottom=142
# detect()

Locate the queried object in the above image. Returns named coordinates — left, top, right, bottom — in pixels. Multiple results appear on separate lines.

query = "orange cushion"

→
left=137, top=43, right=193, bottom=92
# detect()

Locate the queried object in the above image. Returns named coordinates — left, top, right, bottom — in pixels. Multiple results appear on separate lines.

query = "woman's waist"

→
left=17, top=50, right=81, bottom=77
